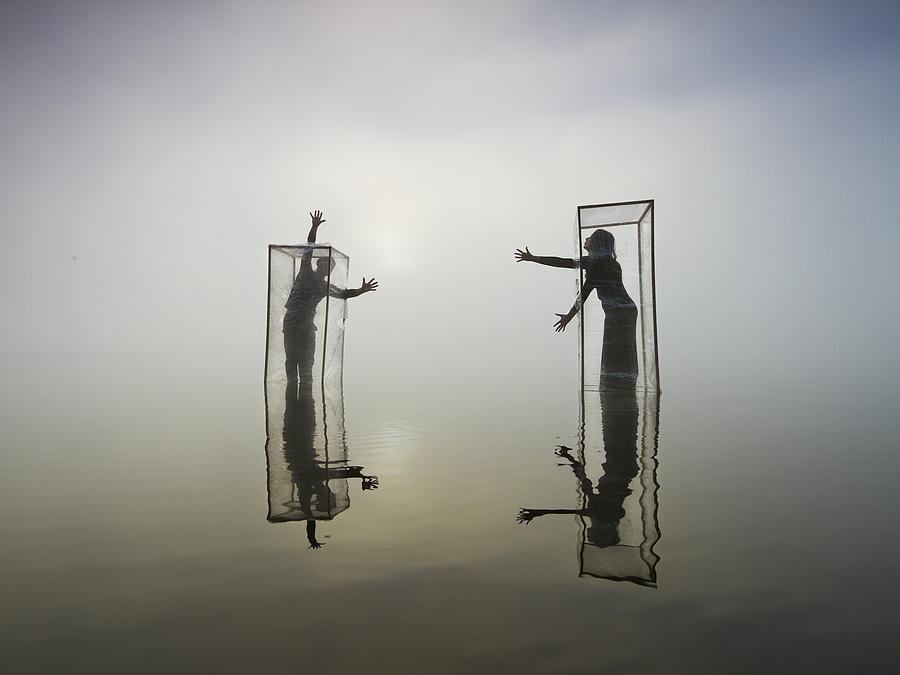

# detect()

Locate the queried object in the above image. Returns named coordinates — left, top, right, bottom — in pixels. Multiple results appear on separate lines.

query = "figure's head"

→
left=315, top=256, right=336, bottom=278
left=584, top=229, right=616, bottom=258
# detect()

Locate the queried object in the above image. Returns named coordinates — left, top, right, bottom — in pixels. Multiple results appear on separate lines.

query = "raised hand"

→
left=360, top=277, right=379, bottom=293
left=307, top=210, right=326, bottom=243
left=516, top=508, right=538, bottom=525
left=514, top=246, right=535, bottom=263
left=310, top=210, right=326, bottom=228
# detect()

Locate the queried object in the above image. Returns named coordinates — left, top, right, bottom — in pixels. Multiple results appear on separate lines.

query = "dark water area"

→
left=2, top=353, right=899, bottom=674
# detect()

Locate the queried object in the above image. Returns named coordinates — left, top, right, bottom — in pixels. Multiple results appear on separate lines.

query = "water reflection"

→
left=265, top=379, right=378, bottom=549
left=519, top=390, right=661, bottom=586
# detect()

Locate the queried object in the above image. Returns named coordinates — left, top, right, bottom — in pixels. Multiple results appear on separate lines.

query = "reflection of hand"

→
left=361, top=277, right=379, bottom=293
left=554, top=313, right=572, bottom=332
left=310, top=210, right=326, bottom=228
left=555, top=445, right=576, bottom=466
left=516, top=509, right=537, bottom=524
left=555, top=445, right=574, bottom=460
left=514, top=246, right=535, bottom=263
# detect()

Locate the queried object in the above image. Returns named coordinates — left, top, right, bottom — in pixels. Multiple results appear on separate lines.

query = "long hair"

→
left=586, top=228, right=616, bottom=259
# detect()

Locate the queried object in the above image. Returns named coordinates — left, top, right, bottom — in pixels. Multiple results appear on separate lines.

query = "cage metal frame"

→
left=576, top=199, right=659, bottom=393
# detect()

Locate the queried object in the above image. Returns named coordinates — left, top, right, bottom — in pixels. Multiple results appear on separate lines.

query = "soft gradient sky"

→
left=2, top=0, right=898, bottom=393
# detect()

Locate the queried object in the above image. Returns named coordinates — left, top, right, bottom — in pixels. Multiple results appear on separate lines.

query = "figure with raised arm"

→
left=283, top=210, right=378, bottom=385
left=516, top=228, right=637, bottom=389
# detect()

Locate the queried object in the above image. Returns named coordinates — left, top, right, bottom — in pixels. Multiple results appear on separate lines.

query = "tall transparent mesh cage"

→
left=576, top=201, right=659, bottom=392
left=577, top=389, right=661, bottom=587
left=265, top=245, right=351, bottom=522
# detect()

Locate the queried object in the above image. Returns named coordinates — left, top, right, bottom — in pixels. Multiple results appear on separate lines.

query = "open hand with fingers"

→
left=514, top=246, right=536, bottom=263
left=554, top=312, right=574, bottom=332
left=307, top=210, right=326, bottom=242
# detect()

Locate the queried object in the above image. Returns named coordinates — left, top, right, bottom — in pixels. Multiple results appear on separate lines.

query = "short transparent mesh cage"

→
left=577, top=390, right=661, bottom=587
left=265, top=244, right=350, bottom=388
left=576, top=201, right=659, bottom=392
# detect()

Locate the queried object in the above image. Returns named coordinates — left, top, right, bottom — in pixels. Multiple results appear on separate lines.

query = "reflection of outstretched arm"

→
left=515, top=246, right=577, bottom=268
left=326, top=466, right=380, bottom=490
left=555, top=445, right=593, bottom=498
left=517, top=507, right=581, bottom=524
left=516, top=446, right=593, bottom=524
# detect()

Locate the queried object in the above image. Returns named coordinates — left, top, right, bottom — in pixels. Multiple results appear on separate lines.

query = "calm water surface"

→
left=2, top=353, right=898, bottom=673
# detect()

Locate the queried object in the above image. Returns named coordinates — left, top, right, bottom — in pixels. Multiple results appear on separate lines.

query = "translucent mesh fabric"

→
left=576, top=389, right=661, bottom=586
left=575, top=201, right=659, bottom=391
left=265, top=379, right=350, bottom=522
left=265, top=245, right=350, bottom=387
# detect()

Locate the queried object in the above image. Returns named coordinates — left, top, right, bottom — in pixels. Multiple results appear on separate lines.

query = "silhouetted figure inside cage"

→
left=516, top=228, right=638, bottom=389
left=283, top=210, right=377, bottom=386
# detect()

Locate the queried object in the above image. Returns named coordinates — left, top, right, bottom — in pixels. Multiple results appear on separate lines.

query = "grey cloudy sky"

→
left=1, top=1, right=898, bottom=392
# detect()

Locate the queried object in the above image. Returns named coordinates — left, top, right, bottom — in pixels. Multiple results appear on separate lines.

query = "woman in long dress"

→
left=515, top=228, right=638, bottom=389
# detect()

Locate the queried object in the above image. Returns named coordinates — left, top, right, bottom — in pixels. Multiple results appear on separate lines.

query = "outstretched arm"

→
left=554, top=281, right=592, bottom=332
left=515, top=246, right=577, bottom=268
left=338, top=277, right=379, bottom=299
left=307, top=210, right=326, bottom=243
left=293, top=210, right=325, bottom=282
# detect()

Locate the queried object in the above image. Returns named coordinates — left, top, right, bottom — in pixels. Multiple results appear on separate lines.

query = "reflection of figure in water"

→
left=280, top=378, right=378, bottom=549
left=283, top=210, right=378, bottom=385
left=517, top=390, right=640, bottom=549
left=516, top=228, right=638, bottom=388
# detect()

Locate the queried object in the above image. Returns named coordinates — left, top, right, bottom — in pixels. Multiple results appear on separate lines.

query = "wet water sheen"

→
left=2, top=354, right=898, bottom=673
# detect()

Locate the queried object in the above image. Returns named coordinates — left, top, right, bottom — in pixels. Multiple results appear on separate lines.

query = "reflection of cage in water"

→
left=265, top=379, right=350, bottom=522
left=264, top=244, right=350, bottom=387
left=575, top=201, right=659, bottom=392
left=576, top=389, right=661, bottom=587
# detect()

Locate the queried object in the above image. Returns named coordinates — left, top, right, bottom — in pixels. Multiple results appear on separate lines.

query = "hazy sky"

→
left=2, top=0, right=898, bottom=391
